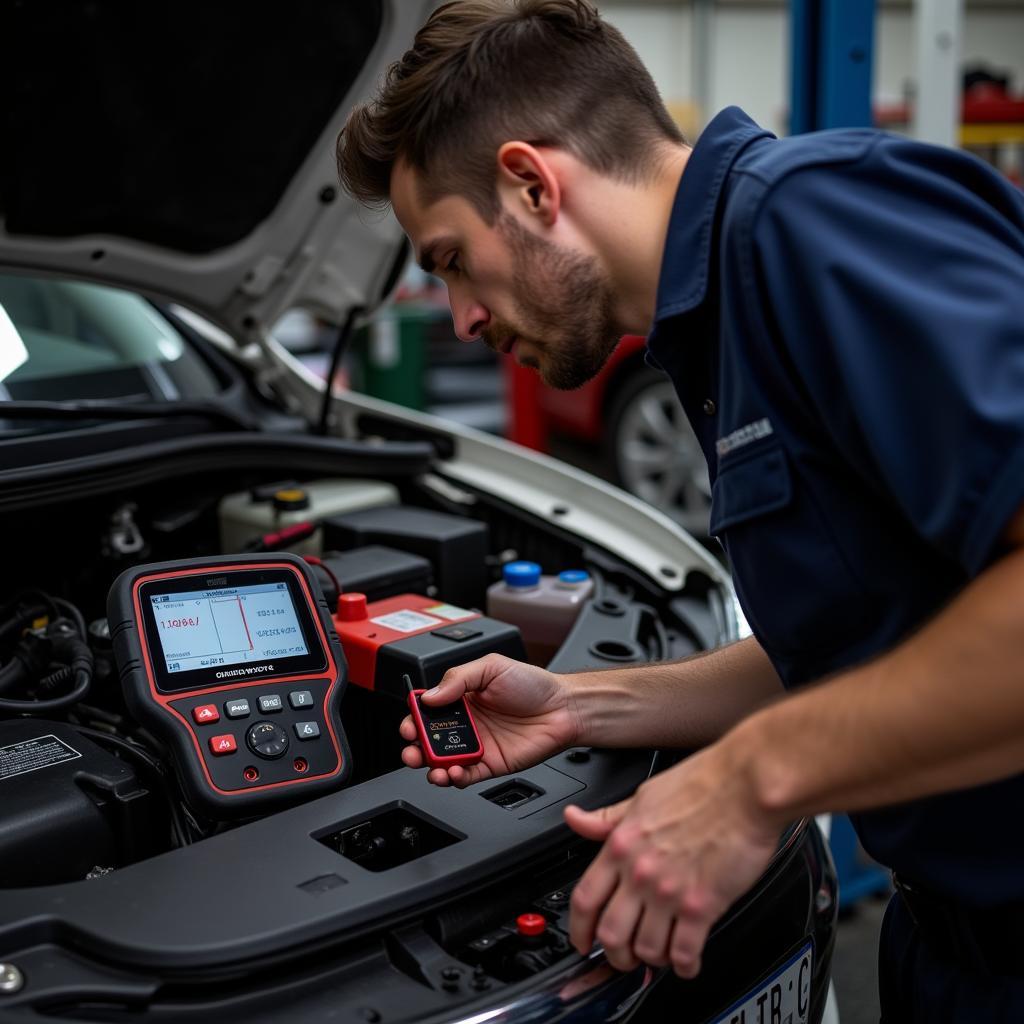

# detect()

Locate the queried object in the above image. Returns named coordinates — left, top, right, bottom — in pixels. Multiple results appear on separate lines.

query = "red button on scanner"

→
left=516, top=913, right=546, bottom=938
left=192, top=704, right=220, bottom=725
left=209, top=734, right=237, bottom=756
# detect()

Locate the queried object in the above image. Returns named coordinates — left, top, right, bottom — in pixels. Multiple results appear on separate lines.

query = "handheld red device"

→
left=404, top=673, right=484, bottom=769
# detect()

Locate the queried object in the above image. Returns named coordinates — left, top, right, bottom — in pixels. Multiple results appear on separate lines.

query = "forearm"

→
left=734, top=547, right=1024, bottom=824
left=567, top=635, right=784, bottom=749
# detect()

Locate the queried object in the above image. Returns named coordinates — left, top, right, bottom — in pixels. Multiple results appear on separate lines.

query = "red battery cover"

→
left=333, top=593, right=482, bottom=690
left=407, top=688, right=484, bottom=769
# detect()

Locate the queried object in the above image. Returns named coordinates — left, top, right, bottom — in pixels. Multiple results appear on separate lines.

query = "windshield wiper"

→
left=0, top=400, right=257, bottom=432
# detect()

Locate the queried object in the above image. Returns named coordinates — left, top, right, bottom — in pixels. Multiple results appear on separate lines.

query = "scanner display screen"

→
left=151, top=582, right=309, bottom=675
left=138, top=566, right=326, bottom=694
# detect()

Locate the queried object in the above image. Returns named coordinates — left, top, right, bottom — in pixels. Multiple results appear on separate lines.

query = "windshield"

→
left=0, top=273, right=221, bottom=422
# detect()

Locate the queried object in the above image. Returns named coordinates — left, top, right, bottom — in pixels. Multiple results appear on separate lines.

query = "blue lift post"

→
left=790, top=0, right=875, bottom=133
left=789, top=0, right=891, bottom=911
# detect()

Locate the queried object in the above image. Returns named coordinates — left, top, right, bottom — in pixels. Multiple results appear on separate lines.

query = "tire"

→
left=605, top=367, right=711, bottom=537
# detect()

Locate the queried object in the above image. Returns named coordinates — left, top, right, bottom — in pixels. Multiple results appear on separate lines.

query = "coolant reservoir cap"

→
left=516, top=913, right=547, bottom=937
left=273, top=487, right=310, bottom=512
left=558, top=570, right=590, bottom=585
left=336, top=593, right=368, bottom=621
left=503, top=561, right=541, bottom=588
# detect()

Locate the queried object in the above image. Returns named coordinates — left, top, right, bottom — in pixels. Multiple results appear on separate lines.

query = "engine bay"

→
left=0, top=462, right=718, bottom=891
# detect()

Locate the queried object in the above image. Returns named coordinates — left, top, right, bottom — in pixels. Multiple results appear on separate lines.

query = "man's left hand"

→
left=564, top=740, right=783, bottom=978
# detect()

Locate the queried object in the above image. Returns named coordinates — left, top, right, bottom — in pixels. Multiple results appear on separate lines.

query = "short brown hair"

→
left=337, top=0, right=684, bottom=222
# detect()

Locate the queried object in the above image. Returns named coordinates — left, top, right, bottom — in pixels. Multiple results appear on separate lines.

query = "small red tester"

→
left=404, top=674, right=484, bottom=770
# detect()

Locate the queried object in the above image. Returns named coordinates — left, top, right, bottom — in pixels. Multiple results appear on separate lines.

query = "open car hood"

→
left=0, top=1, right=431, bottom=338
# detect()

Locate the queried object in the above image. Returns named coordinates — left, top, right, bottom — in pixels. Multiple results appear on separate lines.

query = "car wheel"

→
left=607, top=367, right=711, bottom=536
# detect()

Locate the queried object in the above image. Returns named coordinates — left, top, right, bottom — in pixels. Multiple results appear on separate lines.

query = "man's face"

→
left=390, top=161, right=621, bottom=390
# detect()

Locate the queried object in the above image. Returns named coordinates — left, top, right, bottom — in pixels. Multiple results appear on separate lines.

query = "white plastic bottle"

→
left=486, top=562, right=594, bottom=665
left=218, top=479, right=399, bottom=555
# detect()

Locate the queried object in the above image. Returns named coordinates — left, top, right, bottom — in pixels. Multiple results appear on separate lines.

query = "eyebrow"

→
left=416, top=236, right=457, bottom=275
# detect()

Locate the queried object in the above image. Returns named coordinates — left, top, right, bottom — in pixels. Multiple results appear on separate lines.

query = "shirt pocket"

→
left=710, top=443, right=873, bottom=660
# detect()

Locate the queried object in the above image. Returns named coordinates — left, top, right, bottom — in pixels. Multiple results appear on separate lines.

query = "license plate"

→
left=709, top=942, right=813, bottom=1024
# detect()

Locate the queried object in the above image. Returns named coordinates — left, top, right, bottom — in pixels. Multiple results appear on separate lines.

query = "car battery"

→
left=334, top=593, right=525, bottom=699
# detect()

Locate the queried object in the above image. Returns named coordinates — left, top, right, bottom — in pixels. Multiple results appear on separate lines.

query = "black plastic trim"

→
left=0, top=434, right=436, bottom=513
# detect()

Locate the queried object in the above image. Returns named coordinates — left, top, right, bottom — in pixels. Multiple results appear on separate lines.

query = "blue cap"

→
left=558, top=570, right=590, bottom=585
left=503, top=561, right=541, bottom=587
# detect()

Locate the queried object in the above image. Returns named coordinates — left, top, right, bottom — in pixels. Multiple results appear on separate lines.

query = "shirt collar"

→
left=654, top=107, right=774, bottom=322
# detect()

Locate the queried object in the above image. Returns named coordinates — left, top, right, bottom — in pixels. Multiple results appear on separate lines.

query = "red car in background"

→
left=509, top=336, right=711, bottom=536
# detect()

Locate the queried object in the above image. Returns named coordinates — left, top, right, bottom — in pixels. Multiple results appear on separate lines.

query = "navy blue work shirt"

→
left=647, top=107, right=1024, bottom=909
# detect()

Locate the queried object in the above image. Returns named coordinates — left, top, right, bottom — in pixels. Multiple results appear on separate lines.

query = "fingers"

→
left=404, top=758, right=493, bottom=788
left=439, top=763, right=493, bottom=788
left=570, top=857, right=620, bottom=955
left=564, top=801, right=629, bottom=842
left=420, top=653, right=510, bottom=705
left=632, top=904, right=674, bottom=968
left=670, top=915, right=709, bottom=979
left=571, top=857, right=711, bottom=975
left=401, top=744, right=424, bottom=769
left=399, top=716, right=417, bottom=741
left=594, top=885, right=643, bottom=971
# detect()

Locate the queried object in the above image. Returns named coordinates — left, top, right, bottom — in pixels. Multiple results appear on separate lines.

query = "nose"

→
left=450, top=291, right=490, bottom=343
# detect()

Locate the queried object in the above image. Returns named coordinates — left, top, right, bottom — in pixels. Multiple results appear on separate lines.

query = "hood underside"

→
left=0, top=1, right=431, bottom=336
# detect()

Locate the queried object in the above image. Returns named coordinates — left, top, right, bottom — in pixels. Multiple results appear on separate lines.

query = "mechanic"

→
left=336, top=1, right=1024, bottom=1018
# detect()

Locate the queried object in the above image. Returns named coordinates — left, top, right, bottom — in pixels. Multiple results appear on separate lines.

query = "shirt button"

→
left=703, top=399, right=716, bottom=416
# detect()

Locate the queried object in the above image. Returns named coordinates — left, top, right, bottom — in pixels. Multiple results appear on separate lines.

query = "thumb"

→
left=564, top=799, right=630, bottom=841
left=421, top=654, right=506, bottom=705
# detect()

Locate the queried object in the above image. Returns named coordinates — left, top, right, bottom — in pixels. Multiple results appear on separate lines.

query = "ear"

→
left=496, top=142, right=561, bottom=226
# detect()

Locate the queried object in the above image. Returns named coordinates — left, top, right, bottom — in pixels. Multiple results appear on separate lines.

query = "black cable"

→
left=303, top=556, right=342, bottom=601
left=317, top=305, right=365, bottom=437
left=636, top=603, right=670, bottom=662
left=0, top=590, right=56, bottom=645
left=0, top=599, right=93, bottom=713
left=0, top=658, right=29, bottom=694
left=38, top=664, right=72, bottom=692
left=73, top=702, right=127, bottom=728
left=53, top=597, right=87, bottom=639
left=0, top=631, right=52, bottom=693
left=0, top=668, right=90, bottom=714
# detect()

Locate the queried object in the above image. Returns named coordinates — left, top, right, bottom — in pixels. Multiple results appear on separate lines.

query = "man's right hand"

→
left=399, top=653, right=581, bottom=788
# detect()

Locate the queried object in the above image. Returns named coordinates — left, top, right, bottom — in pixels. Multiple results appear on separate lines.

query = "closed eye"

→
left=445, top=253, right=462, bottom=274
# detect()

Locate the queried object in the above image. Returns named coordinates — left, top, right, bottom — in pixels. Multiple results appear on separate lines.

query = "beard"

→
left=481, top=213, right=622, bottom=390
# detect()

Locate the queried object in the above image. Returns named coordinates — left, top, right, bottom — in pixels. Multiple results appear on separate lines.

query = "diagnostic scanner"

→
left=108, top=554, right=351, bottom=817
left=404, top=674, right=484, bottom=770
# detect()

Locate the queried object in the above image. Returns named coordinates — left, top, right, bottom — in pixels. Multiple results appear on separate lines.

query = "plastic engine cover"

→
left=0, top=720, right=154, bottom=887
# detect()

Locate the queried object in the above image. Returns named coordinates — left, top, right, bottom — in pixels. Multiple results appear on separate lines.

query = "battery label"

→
left=424, top=604, right=475, bottom=621
left=371, top=609, right=443, bottom=633
left=0, top=734, right=82, bottom=782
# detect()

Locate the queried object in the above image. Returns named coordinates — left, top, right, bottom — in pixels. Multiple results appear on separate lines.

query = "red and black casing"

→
left=407, top=688, right=484, bottom=769
left=333, top=593, right=526, bottom=699
left=108, top=554, right=351, bottom=818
